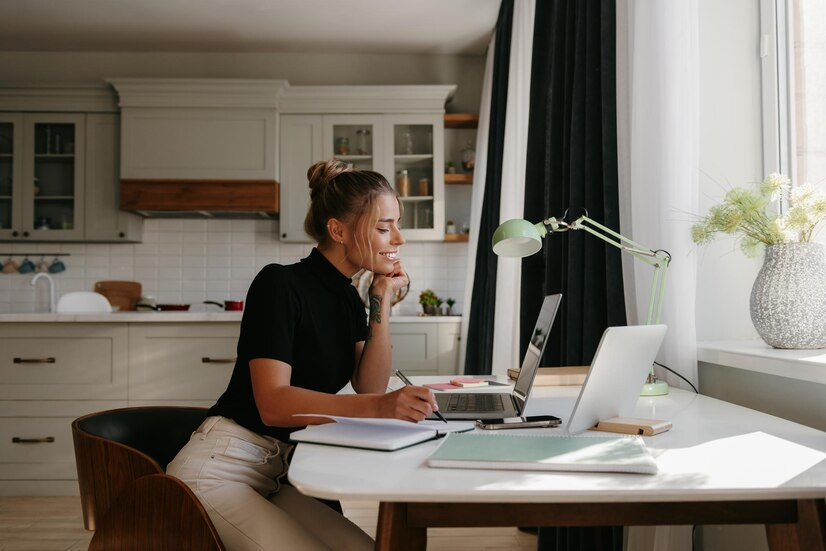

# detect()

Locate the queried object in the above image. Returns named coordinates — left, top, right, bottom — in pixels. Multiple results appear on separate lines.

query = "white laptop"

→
left=434, top=293, right=562, bottom=420
left=565, top=324, right=667, bottom=434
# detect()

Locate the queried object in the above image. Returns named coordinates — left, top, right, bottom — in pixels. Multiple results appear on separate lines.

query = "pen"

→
left=394, top=370, right=448, bottom=423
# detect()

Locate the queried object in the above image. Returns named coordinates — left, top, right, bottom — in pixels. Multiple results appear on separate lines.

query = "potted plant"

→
left=691, top=173, right=826, bottom=348
left=419, top=289, right=439, bottom=316
left=445, top=297, right=456, bottom=316
left=435, top=298, right=445, bottom=316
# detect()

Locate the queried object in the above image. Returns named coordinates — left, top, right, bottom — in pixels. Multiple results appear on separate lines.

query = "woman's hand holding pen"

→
left=377, top=385, right=438, bottom=422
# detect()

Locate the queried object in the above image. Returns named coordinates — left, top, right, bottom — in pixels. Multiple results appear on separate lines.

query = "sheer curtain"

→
left=617, top=1, right=700, bottom=549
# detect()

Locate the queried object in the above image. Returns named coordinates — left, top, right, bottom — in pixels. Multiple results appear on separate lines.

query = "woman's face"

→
left=346, top=193, right=405, bottom=275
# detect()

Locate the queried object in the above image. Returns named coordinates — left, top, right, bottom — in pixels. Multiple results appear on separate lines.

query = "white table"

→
left=288, top=379, right=826, bottom=551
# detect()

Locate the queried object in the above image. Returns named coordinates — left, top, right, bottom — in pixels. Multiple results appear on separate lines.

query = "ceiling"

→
left=0, top=0, right=500, bottom=56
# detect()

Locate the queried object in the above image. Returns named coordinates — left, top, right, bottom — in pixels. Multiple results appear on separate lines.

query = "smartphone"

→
left=475, top=415, right=561, bottom=430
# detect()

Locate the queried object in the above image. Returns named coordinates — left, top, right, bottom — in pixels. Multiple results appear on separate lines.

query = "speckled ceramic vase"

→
left=750, top=243, right=826, bottom=349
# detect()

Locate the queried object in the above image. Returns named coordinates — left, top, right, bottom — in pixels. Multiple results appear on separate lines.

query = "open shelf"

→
left=445, top=173, right=473, bottom=184
left=443, top=233, right=469, bottom=242
left=444, top=114, right=480, bottom=129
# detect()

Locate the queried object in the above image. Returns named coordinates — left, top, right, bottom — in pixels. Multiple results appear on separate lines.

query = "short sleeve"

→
left=238, top=265, right=298, bottom=365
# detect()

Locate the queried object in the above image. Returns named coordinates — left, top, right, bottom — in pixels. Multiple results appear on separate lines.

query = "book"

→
left=507, top=366, right=589, bottom=386
left=427, top=432, right=658, bottom=474
left=450, top=377, right=489, bottom=388
left=591, top=417, right=672, bottom=436
left=290, top=414, right=474, bottom=451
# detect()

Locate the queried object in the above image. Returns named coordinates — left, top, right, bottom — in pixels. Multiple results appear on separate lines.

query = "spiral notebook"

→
left=427, top=432, right=658, bottom=474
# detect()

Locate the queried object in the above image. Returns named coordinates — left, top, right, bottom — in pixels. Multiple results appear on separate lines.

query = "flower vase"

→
left=750, top=243, right=826, bottom=349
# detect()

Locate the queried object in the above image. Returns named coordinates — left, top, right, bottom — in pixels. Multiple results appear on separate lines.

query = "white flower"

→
left=761, top=173, right=791, bottom=201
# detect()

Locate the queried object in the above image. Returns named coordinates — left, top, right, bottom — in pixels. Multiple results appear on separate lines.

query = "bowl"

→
left=56, top=292, right=113, bottom=313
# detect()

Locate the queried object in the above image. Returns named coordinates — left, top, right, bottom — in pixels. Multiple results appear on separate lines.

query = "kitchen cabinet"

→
left=389, top=319, right=461, bottom=376
left=0, top=112, right=142, bottom=243
left=278, top=85, right=454, bottom=242
left=0, top=323, right=128, bottom=496
left=128, top=323, right=238, bottom=406
left=84, top=114, right=142, bottom=242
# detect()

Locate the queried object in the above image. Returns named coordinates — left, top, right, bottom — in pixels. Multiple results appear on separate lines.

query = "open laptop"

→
left=435, top=293, right=562, bottom=420
left=565, top=324, right=667, bottom=434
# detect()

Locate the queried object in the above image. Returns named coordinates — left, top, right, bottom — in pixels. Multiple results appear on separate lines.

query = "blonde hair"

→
left=304, top=159, right=399, bottom=250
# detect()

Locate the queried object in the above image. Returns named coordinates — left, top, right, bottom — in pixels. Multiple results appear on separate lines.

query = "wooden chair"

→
left=72, top=406, right=225, bottom=550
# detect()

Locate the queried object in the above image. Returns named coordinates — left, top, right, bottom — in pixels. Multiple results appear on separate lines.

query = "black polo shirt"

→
left=209, top=248, right=369, bottom=442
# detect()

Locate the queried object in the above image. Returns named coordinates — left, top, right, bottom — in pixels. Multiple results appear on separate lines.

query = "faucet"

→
left=31, top=272, right=56, bottom=313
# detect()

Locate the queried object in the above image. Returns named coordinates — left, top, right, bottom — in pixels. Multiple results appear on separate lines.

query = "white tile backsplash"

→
left=0, top=219, right=469, bottom=315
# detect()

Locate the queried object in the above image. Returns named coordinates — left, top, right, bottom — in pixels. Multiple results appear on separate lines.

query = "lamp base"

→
left=640, top=379, right=669, bottom=396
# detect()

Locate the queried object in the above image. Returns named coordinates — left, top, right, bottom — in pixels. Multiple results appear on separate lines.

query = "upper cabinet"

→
left=0, top=86, right=142, bottom=243
left=278, top=85, right=455, bottom=242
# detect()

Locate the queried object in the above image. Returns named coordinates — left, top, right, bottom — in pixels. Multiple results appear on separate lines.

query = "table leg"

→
left=375, top=502, right=426, bottom=551
left=765, top=499, right=826, bottom=551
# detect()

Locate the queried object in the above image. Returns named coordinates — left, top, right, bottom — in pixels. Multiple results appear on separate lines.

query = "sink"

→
left=56, top=292, right=113, bottom=313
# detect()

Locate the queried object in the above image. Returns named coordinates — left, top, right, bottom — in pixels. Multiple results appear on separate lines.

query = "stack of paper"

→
left=427, top=432, right=658, bottom=474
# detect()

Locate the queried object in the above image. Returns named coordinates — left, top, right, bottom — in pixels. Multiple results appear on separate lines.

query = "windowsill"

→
left=697, top=340, right=826, bottom=385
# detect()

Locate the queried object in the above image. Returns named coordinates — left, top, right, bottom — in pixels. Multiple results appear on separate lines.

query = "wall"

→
left=3, top=218, right=469, bottom=316
left=0, top=50, right=483, bottom=315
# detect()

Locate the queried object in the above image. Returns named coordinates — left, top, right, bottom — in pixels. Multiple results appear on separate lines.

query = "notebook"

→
left=289, top=415, right=474, bottom=451
left=427, top=432, right=658, bottom=474
left=565, top=324, right=668, bottom=434
left=434, top=293, right=562, bottom=420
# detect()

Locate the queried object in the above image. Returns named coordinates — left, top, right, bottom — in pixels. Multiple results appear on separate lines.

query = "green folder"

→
left=427, top=432, right=658, bottom=474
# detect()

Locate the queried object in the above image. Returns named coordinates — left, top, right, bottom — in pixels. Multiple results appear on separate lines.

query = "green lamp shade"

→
left=491, top=219, right=548, bottom=257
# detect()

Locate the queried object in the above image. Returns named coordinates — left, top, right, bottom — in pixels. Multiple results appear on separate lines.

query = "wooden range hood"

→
left=120, top=179, right=279, bottom=216
left=108, top=78, right=288, bottom=218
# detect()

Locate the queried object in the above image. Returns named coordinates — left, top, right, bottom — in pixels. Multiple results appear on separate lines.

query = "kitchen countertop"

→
left=0, top=313, right=462, bottom=323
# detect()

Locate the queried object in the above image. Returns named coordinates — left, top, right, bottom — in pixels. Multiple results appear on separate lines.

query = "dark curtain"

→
left=522, top=1, right=625, bottom=550
left=464, top=0, right=514, bottom=375
left=520, top=0, right=626, bottom=369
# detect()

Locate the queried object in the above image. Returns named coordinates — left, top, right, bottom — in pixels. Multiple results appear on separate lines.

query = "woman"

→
left=167, top=159, right=439, bottom=550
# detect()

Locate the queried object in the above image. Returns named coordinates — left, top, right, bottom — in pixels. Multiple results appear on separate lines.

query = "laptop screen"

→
left=512, top=294, right=562, bottom=403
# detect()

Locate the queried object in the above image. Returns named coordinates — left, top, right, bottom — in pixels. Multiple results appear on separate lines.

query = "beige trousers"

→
left=166, top=416, right=374, bottom=551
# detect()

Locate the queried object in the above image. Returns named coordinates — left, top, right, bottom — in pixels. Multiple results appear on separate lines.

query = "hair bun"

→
left=307, top=158, right=351, bottom=192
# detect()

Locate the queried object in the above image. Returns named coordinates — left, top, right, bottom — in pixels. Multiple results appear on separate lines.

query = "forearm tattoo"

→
left=367, top=293, right=383, bottom=340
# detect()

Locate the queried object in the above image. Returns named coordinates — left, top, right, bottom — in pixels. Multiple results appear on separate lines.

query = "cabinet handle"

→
left=201, top=357, right=236, bottom=364
left=13, top=357, right=56, bottom=364
left=12, top=436, right=55, bottom=444
left=22, top=231, right=29, bottom=237
left=12, top=231, right=18, bottom=237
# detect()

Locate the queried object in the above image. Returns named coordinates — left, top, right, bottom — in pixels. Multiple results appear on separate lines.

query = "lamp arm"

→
left=553, top=215, right=670, bottom=325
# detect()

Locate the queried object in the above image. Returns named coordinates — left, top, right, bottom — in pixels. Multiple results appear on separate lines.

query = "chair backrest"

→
left=72, top=406, right=209, bottom=531
left=88, top=474, right=225, bottom=551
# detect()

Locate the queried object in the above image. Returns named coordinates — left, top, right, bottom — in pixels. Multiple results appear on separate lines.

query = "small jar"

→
left=356, top=129, right=370, bottom=155
left=397, top=170, right=410, bottom=196
left=418, top=178, right=430, bottom=196
left=446, top=220, right=456, bottom=234
left=461, top=140, right=476, bottom=171
left=402, top=132, right=415, bottom=155
left=335, top=137, right=350, bottom=155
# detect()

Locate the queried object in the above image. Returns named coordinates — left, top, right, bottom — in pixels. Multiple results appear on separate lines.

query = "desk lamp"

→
left=491, top=211, right=671, bottom=396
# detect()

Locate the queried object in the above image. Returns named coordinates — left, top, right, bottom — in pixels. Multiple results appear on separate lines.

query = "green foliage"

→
left=691, top=173, right=826, bottom=257
left=419, top=289, right=439, bottom=306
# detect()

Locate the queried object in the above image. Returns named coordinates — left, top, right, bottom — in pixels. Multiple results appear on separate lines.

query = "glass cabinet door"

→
left=322, top=115, right=384, bottom=173
left=22, top=114, right=85, bottom=241
left=0, top=115, right=23, bottom=240
left=384, top=115, right=444, bottom=240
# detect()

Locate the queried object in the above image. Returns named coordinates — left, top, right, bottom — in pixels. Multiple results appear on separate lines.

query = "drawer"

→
left=129, top=324, right=238, bottom=401
left=0, top=416, right=79, bottom=481
left=389, top=323, right=438, bottom=374
left=0, top=324, right=128, bottom=400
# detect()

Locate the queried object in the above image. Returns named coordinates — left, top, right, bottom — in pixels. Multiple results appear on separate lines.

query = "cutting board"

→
left=94, top=281, right=142, bottom=311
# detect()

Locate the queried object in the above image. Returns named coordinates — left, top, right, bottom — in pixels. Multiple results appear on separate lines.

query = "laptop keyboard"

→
left=447, top=393, right=505, bottom=412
